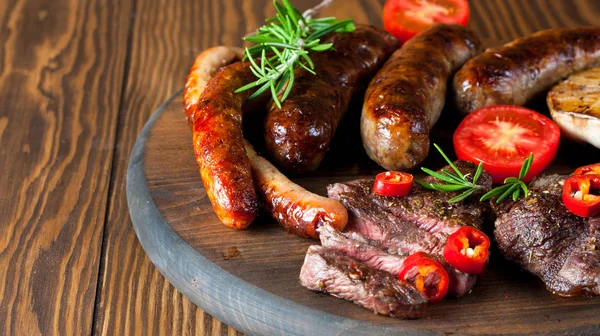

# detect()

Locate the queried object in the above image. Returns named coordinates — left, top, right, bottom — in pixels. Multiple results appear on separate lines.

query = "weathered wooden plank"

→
left=0, top=0, right=133, bottom=335
left=92, top=0, right=276, bottom=334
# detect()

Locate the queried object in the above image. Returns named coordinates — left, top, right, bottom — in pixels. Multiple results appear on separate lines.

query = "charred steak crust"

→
left=299, top=245, right=427, bottom=318
left=328, top=181, right=446, bottom=255
left=494, top=174, right=600, bottom=296
left=330, top=161, right=492, bottom=236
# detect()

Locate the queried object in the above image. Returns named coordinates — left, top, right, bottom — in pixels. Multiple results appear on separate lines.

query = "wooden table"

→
left=1, top=0, right=599, bottom=335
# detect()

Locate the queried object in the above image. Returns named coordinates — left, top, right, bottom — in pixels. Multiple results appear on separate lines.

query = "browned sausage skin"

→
left=184, top=51, right=258, bottom=229
left=245, top=142, right=348, bottom=238
left=453, top=27, right=600, bottom=116
left=362, top=24, right=482, bottom=171
left=264, top=25, right=399, bottom=175
left=183, top=47, right=243, bottom=120
left=184, top=47, right=348, bottom=235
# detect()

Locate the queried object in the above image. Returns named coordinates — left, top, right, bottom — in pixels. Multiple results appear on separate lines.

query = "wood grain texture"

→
left=92, top=0, right=276, bottom=335
left=0, top=0, right=133, bottom=335
left=101, top=0, right=600, bottom=335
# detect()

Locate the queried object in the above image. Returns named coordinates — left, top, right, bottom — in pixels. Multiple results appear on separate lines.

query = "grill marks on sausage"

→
left=245, top=142, right=348, bottom=239
left=190, top=62, right=259, bottom=228
left=362, top=24, right=482, bottom=171
left=264, top=25, right=399, bottom=174
left=453, top=27, right=600, bottom=115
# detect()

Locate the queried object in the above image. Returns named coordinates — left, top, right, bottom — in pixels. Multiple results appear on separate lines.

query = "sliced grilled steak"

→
left=299, top=245, right=427, bottom=318
left=327, top=182, right=445, bottom=255
left=494, top=174, right=600, bottom=296
left=319, top=223, right=407, bottom=274
left=330, top=161, right=491, bottom=236
left=319, top=223, right=477, bottom=297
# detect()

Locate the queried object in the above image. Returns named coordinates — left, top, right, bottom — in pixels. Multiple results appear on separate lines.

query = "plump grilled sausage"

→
left=245, top=142, right=348, bottom=238
left=184, top=47, right=348, bottom=235
left=453, top=27, right=600, bottom=116
left=362, top=25, right=481, bottom=171
left=264, top=25, right=399, bottom=175
left=184, top=49, right=258, bottom=229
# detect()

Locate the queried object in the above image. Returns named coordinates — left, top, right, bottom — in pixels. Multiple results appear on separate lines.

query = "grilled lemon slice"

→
left=547, top=67, right=600, bottom=149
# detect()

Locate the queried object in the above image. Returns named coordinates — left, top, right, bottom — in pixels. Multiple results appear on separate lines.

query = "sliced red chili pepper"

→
left=443, top=227, right=490, bottom=274
left=373, top=171, right=413, bottom=197
left=573, top=163, right=600, bottom=177
left=562, top=175, right=600, bottom=217
left=398, top=252, right=449, bottom=303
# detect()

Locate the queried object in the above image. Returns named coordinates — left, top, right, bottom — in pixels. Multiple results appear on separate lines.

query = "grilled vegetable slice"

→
left=547, top=67, right=600, bottom=149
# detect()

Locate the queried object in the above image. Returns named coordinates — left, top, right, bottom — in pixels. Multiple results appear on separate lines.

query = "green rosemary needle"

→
left=479, top=153, right=533, bottom=203
left=414, top=144, right=485, bottom=203
left=234, top=0, right=355, bottom=108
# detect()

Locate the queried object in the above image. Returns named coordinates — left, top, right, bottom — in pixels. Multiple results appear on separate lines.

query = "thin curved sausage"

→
left=184, top=47, right=258, bottom=229
left=362, top=24, right=481, bottom=171
left=453, top=27, right=600, bottom=116
left=245, top=141, right=348, bottom=238
left=183, top=46, right=244, bottom=120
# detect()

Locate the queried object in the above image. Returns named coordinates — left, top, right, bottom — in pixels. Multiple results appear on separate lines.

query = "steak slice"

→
left=331, top=161, right=491, bottom=236
left=327, top=182, right=445, bottom=255
left=299, top=245, right=427, bottom=318
left=494, top=174, right=600, bottom=296
left=319, top=223, right=477, bottom=297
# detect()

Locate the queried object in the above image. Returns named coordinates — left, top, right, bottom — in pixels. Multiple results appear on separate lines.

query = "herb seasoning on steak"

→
left=329, top=161, right=492, bottom=236
left=494, top=174, right=600, bottom=296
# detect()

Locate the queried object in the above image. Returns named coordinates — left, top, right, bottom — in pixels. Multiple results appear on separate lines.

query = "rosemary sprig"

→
left=234, top=0, right=355, bottom=108
left=415, top=144, right=484, bottom=203
left=480, top=153, right=533, bottom=203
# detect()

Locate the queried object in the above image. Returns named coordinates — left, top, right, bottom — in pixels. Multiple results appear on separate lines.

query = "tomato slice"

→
left=373, top=171, right=413, bottom=197
left=383, top=0, right=470, bottom=43
left=453, top=105, right=561, bottom=184
left=398, top=252, right=449, bottom=303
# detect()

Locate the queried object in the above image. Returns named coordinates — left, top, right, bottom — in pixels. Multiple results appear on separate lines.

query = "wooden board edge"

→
left=125, top=90, right=600, bottom=336
left=125, top=90, right=440, bottom=336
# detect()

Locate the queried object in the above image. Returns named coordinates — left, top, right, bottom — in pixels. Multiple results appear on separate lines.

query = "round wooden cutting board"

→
left=127, top=87, right=600, bottom=335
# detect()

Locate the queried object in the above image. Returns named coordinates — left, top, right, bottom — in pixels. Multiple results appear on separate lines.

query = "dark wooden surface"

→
left=1, top=0, right=600, bottom=335
left=133, top=91, right=600, bottom=335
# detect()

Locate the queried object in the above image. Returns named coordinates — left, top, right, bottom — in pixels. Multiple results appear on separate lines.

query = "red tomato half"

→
left=383, top=0, right=470, bottom=43
left=453, top=106, right=561, bottom=184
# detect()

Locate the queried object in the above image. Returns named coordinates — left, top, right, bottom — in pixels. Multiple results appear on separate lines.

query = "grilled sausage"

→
left=453, top=27, right=600, bottom=116
left=264, top=25, right=399, bottom=174
left=184, top=46, right=243, bottom=119
left=184, top=49, right=258, bottom=229
left=362, top=25, right=481, bottom=171
left=184, top=47, right=348, bottom=235
left=245, top=142, right=348, bottom=238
